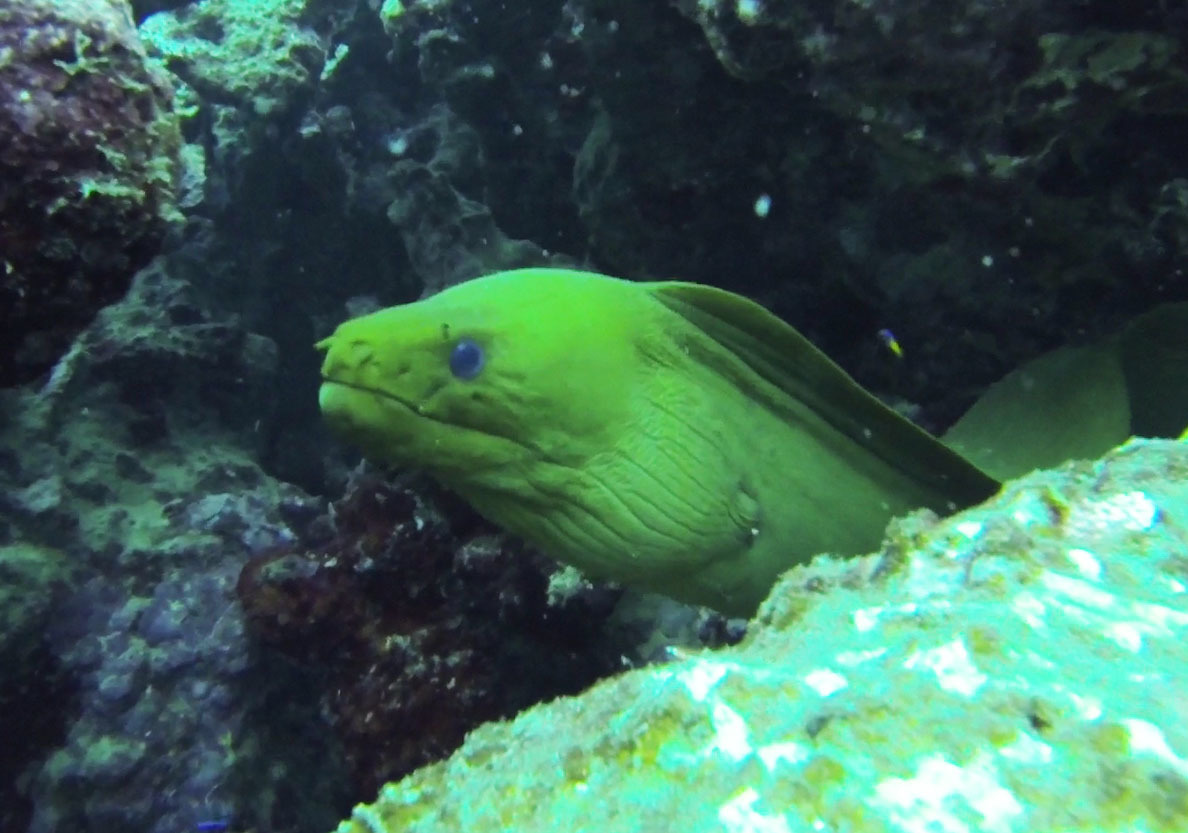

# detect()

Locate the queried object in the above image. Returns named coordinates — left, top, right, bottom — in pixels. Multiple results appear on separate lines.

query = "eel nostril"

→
left=348, top=341, right=374, bottom=367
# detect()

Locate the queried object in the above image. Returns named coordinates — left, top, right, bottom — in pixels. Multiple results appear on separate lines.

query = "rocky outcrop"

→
left=0, top=0, right=181, bottom=387
left=333, top=437, right=1188, bottom=833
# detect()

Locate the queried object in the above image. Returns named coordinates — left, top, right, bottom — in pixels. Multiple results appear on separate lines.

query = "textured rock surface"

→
left=237, top=469, right=627, bottom=795
left=0, top=0, right=181, bottom=387
left=334, top=437, right=1188, bottom=833
left=0, top=263, right=348, bottom=833
left=138, top=0, right=347, bottom=118
left=664, top=0, right=1188, bottom=410
left=379, top=104, right=552, bottom=292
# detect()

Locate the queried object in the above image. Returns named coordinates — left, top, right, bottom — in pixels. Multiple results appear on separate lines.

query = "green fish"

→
left=317, top=268, right=1185, bottom=616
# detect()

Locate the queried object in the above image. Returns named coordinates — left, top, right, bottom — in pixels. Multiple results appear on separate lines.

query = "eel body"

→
left=317, top=268, right=1182, bottom=616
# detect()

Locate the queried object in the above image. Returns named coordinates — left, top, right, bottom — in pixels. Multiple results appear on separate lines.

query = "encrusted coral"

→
left=334, top=437, right=1188, bottom=833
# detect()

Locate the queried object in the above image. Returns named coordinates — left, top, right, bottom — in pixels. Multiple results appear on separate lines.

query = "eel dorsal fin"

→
left=644, top=281, right=1000, bottom=507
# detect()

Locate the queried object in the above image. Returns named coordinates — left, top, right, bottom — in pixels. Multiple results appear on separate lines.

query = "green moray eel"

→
left=317, top=268, right=1185, bottom=616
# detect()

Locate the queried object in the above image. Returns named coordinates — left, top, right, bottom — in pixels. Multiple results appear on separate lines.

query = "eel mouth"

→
left=318, top=378, right=544, bottom=464
left=319, top=377, right=420, bottom=412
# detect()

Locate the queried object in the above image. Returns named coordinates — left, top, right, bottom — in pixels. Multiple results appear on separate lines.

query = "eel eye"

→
left=449, top=338, right=485, bottom=380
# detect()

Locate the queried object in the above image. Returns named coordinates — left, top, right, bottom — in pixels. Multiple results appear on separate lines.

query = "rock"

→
left=37, top=262, right=280, bottom=445
left=0, top=0, right=182, bottom=387
left=382, top=105, right=551, bottom=292
left=138, top=0, right=346, bottom=118
left=0, top=274, right=340, bottom=833
left=236, top=470, right=626, bottom=795
left=332, top=437, right=1188, bottom=833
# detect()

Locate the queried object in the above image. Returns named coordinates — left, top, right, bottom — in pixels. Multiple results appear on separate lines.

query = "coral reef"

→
left=335, top=437, right=1188, bottom=832
left=0, top=0, right=181, bottom=387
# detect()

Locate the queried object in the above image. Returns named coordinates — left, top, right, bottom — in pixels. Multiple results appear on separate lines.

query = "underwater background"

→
left=1, top=0, right=1187, bottom=831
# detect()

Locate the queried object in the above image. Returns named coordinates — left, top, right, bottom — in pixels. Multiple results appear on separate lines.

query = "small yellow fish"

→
left=877, top=328, right=904, bottom=359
